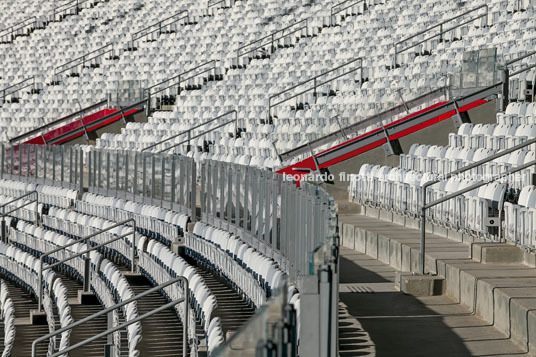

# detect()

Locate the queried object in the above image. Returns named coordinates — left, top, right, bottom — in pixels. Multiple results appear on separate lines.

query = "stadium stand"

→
left=0, top=0, right=536, bottom=355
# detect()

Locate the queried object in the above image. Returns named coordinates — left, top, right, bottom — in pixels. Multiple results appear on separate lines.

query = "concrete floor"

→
left=339, top=246, right=529, bottom=357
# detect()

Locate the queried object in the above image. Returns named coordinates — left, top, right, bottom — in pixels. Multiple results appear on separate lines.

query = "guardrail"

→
left=268, top=57, right=363, bottom=119
left=36, top=219, right=137, bottom=312
left=32, top=277, right=188, bottom=357
left=330, top=0, right=366, bottom=26
left=0, top=77, right=36, bottom=106
left=0, top=191, right=39, bottom=242
left=501, top=51, right=536, bottom=109
left=0, top=144, right=339, bottom=356
left=419, top=135, right=536, bottom=274
left=9, top=100, right=108, bottom=144
left=0, top=17, right=38, bottom=44
left=143, top=110, right=237, bottom=152
left=131, top=10, right=189, bottom=43
left=393, top=5, right=489, bottom=67
left=279, top=86, right=449, bottom=162
left=145, top=60, right=218, bottom=113
left=54, top=43, right=114, bottom=77
left=236, top=20, right=308, bottom=65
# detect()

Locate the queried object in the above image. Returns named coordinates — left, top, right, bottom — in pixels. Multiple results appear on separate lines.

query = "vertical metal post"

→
left=502, top=68, right=510, bottom=112
left=0, top=144, right=4, bottom=179
left=419, top=190, right=426, bottom=275
left=83, top=255, right=90, bottom=293
left=191, top=160, right=197, bottom=221
left=131, top=221, right=136, bottom=273
left=79, top=148, right=84, bottom=197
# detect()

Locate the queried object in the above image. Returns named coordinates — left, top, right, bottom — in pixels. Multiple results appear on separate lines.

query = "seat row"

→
left=0, top=242, right=72, bottom=356
left=0, top=279, right=15, bottom=357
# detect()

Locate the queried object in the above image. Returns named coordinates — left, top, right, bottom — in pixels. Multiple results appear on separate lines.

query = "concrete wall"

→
left=325, top=100, right=498, bottom=201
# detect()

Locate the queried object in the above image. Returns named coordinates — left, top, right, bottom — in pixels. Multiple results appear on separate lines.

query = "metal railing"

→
left=236, top=20, right=308, bottom=64
left=36, top=219, right=137, bottom=312
left=501, top=51, right=536, bottom=109
left=54, top=43, right=114, bottom=77
left=0, top=16, right=37, bottom=43
left=200, top=159, right=338, bottom=279
left=330, top=0, right=366, bottom=26
left=268, top=57, right=363, bottom=118
left=143, top=110, right=237, bottom=152
left=0, top=77, right=36, bottom=105
left=131, top=10, right=189, bottom=43
left=45, top=100, right=144, bottom=145
left=419, top=136, right=536, bottom=274
left=0, top=191, right=39, bottom=242
left=279, top=86, right=449, bottom=162
left=145, top=60, right=217, bottom=112
left=394, top=5, right=489, bottom=66
left=32, top=277, right=188, bottom=357
left=9, top=100, right=108, bottom=144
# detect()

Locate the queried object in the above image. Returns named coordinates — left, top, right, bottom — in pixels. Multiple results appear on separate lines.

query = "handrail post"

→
left=38, top=255, right=44, bottom=312
left=501, top=68, right=509, bottom=112
left=439, top=24, right=443, bottom=42
left=131, top=220, right=136, bottom=273
left=419, top=194, right=426, bottom=275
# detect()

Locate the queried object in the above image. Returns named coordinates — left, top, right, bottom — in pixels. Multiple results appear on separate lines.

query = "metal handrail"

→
left=394, top=5, right=488, bottom=66
left=268, top=57, right=363, bottom=118
left=146, top=60, right=216, bottom=96
left=511, top=63, right=536, bottom=77
left=0, top=77, right=35, bottom=104
left=0, top=191, right=39, bottom=242
left=52, top=0, right=83, bottom=19
left=143, top=110, right=236, bottom=151
left=32, top=277, right=189, bottom=357
left=419, top=136, right=536, bottom=274
left=158, top=113, right=238, bottom=153
left=208, top=0, right=225, bottom=7
left=330, top=0, right=366, bottom=26
left=9, top=100, right=108, bottom=144
left=279, top=86, right=448, bottom=161
left=45, top=99, right=145, bottom=145
left=506, top=50, right=536, bottom=67
left=0, top=16, right=37, bottom=42
left=236, top=19, right=307, bottom=60
left=54, top=43, right=113, bottom=76
left=37, top=219, right=137, bottom=312
left=131, top=10, right=188, bottom=42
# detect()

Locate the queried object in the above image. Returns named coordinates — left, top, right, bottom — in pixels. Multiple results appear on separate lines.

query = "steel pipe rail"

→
left=32, top=277, right=189, bottom=357
left=419, top=136, right=536, bottom=274
left=37, top=219, right=137, bottom=312
left=0, top=77, right=35, bottom=105
left=157, top=114, right=238, bottom=153
left=143, top=110, right=237, bottom=151
left=45, top=99, right=145, bottom=145
left=131, top=10, right=188, bottom=42
left=394, top=5, right=488, bottom=66
left=54, top=43, right=113, bottom=76
left=0, top=190, right=39, bottom=242
left=268, top=57, right=363, bottom=118
left=279, top=86, right=448, bottom=161
left=9, top=100, right=108, bottom=144
left=0, top=16, right=37, bottom=43
left=236, top=19, right=307, bottom=61
left=330, top=0, right=366, bottom=26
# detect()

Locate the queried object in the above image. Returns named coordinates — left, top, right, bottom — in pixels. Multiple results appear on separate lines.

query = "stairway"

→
left=185, top=257, right=256, bottom=338
left=2, top=280, right=49, bottom=357
left=129, top=279, right=185, bottom=356
left=54, top=273, right=108, bottom=357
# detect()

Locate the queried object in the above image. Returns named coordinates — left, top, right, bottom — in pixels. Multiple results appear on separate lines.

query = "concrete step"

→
left=184, top=256, right=256, bottom=339
left=340, top=212, right=536, bottom=355
left=338, top=246, right=528, bottom=356
left=55, top=273, right=108, bottom=357
left=1, top=281, right=49, bottom=357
